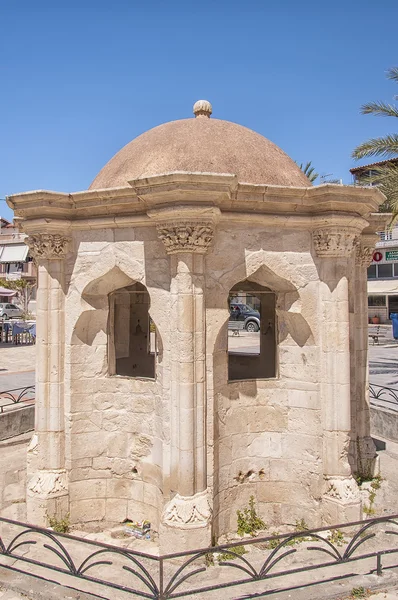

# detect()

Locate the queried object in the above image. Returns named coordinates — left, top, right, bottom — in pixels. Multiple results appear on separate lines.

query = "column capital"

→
left=313, top=228, right=359, bottom=258
left=156, top=221, right=214, bottom=255
left=26, top=233, right=71, bottom=261
left=355, top=234, right=379, bottom=267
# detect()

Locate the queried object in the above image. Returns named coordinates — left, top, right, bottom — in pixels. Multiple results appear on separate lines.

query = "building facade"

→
left=0, top=217, right=37, bottom=311
left=8, top=101, right=387, bottom=551
left=350, top=159, right=398, bottom=323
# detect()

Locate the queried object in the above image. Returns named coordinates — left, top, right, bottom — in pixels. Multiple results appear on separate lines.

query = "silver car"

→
left=0, top=303, right=23, bottom=320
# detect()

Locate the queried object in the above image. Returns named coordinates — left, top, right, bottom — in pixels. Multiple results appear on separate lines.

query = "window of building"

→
left=377, top=264, right=393, bottom=278
left=367, top=265, right=377, bottom=279
left=228, top=281, right=276, bottom=381
left=368, top=295, right=386, bottom=307
left=367, top=263, right=398, bottom=280
left=109, top=282, right=155, bottom=379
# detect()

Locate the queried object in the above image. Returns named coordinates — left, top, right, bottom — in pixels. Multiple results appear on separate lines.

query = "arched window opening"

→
left=109, top=282, right=156, bottom=379
left=228, top=281, right=276, bottom=381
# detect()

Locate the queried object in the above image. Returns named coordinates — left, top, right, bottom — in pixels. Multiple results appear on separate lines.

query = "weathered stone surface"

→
left=11, top=105, right=386, bottom=549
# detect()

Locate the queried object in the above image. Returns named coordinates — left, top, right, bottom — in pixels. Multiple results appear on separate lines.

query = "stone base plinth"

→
left=321, top=476, right=362, bottom=525
left=26, top=469, right=69, bottom=526
left=159, top=489, right=212, bottom=553
left=159, top=521, right=212, bottom=554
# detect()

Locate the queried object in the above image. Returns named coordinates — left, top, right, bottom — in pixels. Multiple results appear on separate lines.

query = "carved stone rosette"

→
left=313, top=229, right=359, bottom=258
left=26, top=234, right=70, bottom=261
left=162, top=489, right=212, bottom=528
left=27, top=469, right=68, bottom=498
left=324, top=476, right=360, bottom=503
left=156, top=222, right=214, bottom=254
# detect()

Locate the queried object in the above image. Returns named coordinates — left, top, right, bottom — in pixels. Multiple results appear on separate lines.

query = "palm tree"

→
left=299, top=161, right=319, bottom=183
left=352, top=67, right=398, bottom=214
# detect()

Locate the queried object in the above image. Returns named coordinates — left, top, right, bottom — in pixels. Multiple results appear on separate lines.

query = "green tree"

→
left=299, top=161, right=319, bottom=183
left=352, top=67, right=398, bottom=214
left=0, top=278, right=35, bottom=314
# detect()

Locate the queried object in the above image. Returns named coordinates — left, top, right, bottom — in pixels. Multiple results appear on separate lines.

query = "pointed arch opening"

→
left=109, top=282, right=156, bottom=379
left=228, top=280, right=276, bottom=381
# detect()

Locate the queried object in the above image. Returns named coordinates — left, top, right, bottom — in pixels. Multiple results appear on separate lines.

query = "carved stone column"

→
left=25, top=233, right=70, bottom=524
left=313, top=227, right=362, bottom=523
left=152, top=213, right=217, bottom=552
left=353, top=235, right=379, bottom=475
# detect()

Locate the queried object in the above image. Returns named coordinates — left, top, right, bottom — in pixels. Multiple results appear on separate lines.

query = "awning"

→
left=0, top=244, right=29, bottom=263
left=0, top=286, right=17, bottom=297
left=368, top=280, right=398, bottom=294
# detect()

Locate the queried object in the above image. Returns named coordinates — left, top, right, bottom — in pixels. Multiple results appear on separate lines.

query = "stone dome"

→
left=89, top=103, right=309, bottom=189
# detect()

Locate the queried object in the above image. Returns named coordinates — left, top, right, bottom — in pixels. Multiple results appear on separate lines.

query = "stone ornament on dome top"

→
left=162, top=489, right=212, bottom=528
left=26, top=234, right=71, bottom=261
left=156, top=222, right=214, bottom=255
left=313, top=228, right=359, bottom=258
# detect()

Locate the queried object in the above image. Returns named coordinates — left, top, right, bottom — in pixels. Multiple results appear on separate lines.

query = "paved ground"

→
left=0, top=342, right=35, bottom=392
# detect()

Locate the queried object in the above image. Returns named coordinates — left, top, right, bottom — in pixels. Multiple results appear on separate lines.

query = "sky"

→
left=1, top=0, right=397, bottom=221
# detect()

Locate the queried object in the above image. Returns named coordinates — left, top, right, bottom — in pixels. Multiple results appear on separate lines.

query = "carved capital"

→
left=156, top=222, right=214, bottom=255
left=313, top=229, right=359, bottom=258
left=162, top=489, right=212, bottom=528
left=355, top=234, right=380, bottom=267
left=27, top=469, right=68, bottom=498
left=26, top=234, right=70, bottom=261
left=324, top=476, right=360, bottom=503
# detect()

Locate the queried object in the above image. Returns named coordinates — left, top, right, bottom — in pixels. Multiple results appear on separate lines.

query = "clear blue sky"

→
left=1, top=0, right=397, bottom=221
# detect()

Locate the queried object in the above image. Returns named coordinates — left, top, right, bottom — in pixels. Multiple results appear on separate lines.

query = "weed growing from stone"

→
left=327, top=529, right=345, bottom=546
left=236, top=496, right=266, bottom=537
left=47, top=513, right=70, bottom=533
left=350, top=586, right=368, bottom=598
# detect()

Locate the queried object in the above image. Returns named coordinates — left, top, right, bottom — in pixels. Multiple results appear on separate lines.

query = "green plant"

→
left=350, top=587, right=367, bottom=598
left=236, top=496, right=267, bottom=537
left=362, top=474, right=383, bottom=516
left=352, top=67, right=398, bottom=216
left=328, top=529, right=346, bottom=547
left=294, top=518, right=309, bottom=532
left=219, top=545, right=247, bottom=561
left=47, top=513, right=70, bottom=533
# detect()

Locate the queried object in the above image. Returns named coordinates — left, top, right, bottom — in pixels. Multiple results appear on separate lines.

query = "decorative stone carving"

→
left=313, top=229, right=359, bottom=258
left=162, top=489, right=212, bottom=528
left=324, top=476, right=360, bottom=503
left=355, top=234, right=379, bottom=267
left=27, top=469, right=68, bottom=498
left=157, top=222, right=214, bottom=254
left=26, top=234, right=70, bottom=260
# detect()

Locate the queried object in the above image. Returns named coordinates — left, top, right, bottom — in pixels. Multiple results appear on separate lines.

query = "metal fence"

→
left=1, top=514, right=398, bottom=599
left=369, top=382, right=398, bottom=412
left=0, top=385, right=35, bottom=414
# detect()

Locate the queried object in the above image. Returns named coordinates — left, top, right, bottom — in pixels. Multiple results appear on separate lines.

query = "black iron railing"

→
left=369, top=383, right=398, bottom=411
left=0, top=385, right=35, bottom=414
left=1, top=515, right=398, bottom=598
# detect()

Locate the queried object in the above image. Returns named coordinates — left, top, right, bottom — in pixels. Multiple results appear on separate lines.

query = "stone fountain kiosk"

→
left=7, top=101, right=388, bottom=552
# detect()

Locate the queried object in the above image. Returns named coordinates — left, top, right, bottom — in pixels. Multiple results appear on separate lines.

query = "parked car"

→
left=0, top=303, right=23, bottom=320
left=229, top=302, right=260, bottom=332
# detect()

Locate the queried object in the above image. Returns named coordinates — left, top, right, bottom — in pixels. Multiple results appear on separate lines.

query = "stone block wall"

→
left=63, top=229, right=171, bottom=530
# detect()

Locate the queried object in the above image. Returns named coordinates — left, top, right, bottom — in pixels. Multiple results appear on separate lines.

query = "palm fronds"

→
left=387, top=67, right=398, bottom=84
left=360, top=101, right=398, bottom=118
left=352, top=134, right=398, bottom=159
left=299, top=161, right=319, bottom=183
